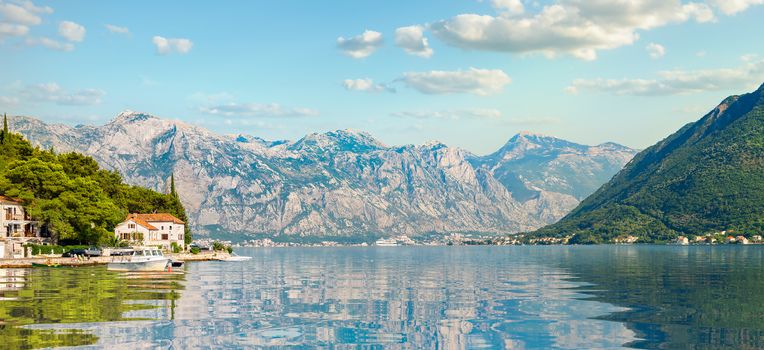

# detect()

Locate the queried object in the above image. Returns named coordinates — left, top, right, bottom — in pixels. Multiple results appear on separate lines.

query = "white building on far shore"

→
left=114, top=213, right=185, bottom=249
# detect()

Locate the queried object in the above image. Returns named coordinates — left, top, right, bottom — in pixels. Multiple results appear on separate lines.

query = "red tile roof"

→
left=126, top=217, right=158, bottom=230
left=127, top=213, right=185, bottom=225
left=0, top=195, right=23, bottom=205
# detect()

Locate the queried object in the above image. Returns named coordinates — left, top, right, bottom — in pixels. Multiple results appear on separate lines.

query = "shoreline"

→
left=0, top=251, right=229, bottom=268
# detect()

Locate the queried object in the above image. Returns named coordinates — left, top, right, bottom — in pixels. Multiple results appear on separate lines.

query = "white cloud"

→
left=152, top=36, right=193, bottom=55
left=0, top=0, right=52, bottom=41
left=25, top=37, right=73, bottom=51
left=566, top=57, right=764, bottom=95
left=395, top=25, right=433, bottom=58
left=20, top=82, right=104, bottom=105
left=105, top=24, right=129, bottom=35
left=0, top=22, right=27, bottom=39
left=58, top=21, right=85, bottom=42
left=401, top=67, right=511, bottom=95
left=429, top=0, right=715, bottom=60
left=343, top=78, right=395, bottom=93
left=392, top=108, right=502, bottom=120
left=0, top=0, right=51, bottom=26
left=492, top=0, right=525, bottom=15
left=707, top=0, right=764, bottom=14
left=199, top=102, right=319, bottom=118
left=336, top=30, right=383, bottom=58
left=646, top=42, right=665, bottom=59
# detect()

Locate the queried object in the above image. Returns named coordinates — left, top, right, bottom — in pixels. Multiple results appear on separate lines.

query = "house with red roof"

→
left=114, top=213, right=185, bottom=249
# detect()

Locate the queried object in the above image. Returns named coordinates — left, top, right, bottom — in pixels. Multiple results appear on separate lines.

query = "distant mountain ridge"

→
left=10, top=111, right=636, bottom=239
left=535, top=83, right=764, bottom=243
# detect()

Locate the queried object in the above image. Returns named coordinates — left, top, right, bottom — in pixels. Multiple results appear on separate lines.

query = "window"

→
left=128, top=223, right=135, bottom=229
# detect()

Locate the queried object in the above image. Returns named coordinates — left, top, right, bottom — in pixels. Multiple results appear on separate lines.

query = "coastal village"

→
left=0, top=194, right=229, bottom=266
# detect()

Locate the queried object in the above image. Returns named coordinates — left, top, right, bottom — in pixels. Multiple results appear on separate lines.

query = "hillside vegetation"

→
left=0, top=116, right=190, bottom=245
left=535, top=83, right=764, bottom=243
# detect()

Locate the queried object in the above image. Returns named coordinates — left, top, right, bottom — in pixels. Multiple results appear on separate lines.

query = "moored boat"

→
left=107, top=248, right=171, bottom=272
left=219, top=253, right=252, bottom=262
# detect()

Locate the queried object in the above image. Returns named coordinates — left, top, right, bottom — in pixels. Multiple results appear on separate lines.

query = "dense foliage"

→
left=535, top=83, right=764, bottom=243
left=0, top=118, right=190, bottom=244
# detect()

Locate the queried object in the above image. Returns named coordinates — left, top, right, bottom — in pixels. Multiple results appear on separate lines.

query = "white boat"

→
left=107, top=248, right=171, bottom=272
left=375, top=238, right=399, bottom=247
left=219, top=253, right=252, bottom=262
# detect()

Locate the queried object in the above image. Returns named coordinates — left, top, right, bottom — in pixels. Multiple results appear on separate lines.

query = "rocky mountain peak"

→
left=111, top=110, right=158, bottom=124
left=289, top=129, right=386, bottom=153
left=10, top=113, right=637, bottom=239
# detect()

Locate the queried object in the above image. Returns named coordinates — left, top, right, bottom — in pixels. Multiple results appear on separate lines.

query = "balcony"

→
left=4, top=214, right=25, bottom=221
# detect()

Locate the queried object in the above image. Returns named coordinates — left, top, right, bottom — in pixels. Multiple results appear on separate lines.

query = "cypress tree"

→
left=1, top=113, right=6, bottom=144
left=170, top=173, right=177, bottom=198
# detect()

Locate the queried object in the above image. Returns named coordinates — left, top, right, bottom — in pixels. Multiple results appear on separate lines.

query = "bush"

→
left=25, top=244, right=61, bottom=255
left=25, top=244, right=90, bottom=255
left=190, top=246, right=200, bottom=254
left=226, top=246, right=233, bottom=254
left=212, top=241, right=225, bottom=251
left=170, top=242, right=181, bottom=254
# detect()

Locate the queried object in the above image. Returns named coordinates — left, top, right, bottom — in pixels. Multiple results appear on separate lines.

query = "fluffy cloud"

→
left=707, top=0, right=764, bottom=14
left=200, top=102, right=319, bottom=118
left=566, top=56, right=764, bottom=95
left=392, top=108, right=502, bottom=120
left=646, top=42, right=665, bottom=59
left=58, top=21, right=85, bottom=42
left=342, top=78, right=395, bottom=93
left=152, top=36, right=193, bottom=55
left=429, top=0, right=715, bottom=60
left=105, top=24, right=129, bottom=34
left=401, top=67, right=511, bottom=95
left=395, top=25, right=433, bottom=58
left=0, top=0, right=51, bottom=26
left=25, top=37, right=73, bottom=51
left=20, top=82, right=104, bottom=105
left=0, top=0, right=52, bottom=40
left=492, top=0, right=524, bottom=15
left=336, top=30, right=383, bottom=58
left=0, top=22, right=27, bottom=39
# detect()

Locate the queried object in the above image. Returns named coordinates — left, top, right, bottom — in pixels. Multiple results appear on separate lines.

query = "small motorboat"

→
left=107, top=248, right=171, bottom=272
left=219, top=253, right=252, bottom=262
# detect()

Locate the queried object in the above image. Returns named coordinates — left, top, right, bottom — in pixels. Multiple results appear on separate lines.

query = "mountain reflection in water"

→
left=2, top=246, right=763, bottom=349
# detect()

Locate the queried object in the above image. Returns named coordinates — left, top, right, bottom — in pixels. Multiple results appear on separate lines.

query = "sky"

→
left=1, top=0, right=764, bottom=155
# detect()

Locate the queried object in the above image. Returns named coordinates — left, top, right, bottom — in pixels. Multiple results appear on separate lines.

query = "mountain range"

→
left=10, top=112, right=636, bottom=239
left=536, top=83, right=764, bottom=243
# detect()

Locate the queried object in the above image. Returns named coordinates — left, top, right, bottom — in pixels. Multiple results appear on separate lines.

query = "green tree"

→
left=0, top=132, right=192, bottom=245
left=1, top=113, right=6, bottom=144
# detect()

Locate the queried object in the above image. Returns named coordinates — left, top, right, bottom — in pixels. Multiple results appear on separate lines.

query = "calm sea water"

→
left=1, top=246, right=763, bottom=349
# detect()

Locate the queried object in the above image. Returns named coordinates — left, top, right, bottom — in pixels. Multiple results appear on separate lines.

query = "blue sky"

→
left=1, top=0, right=763, bottom=154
